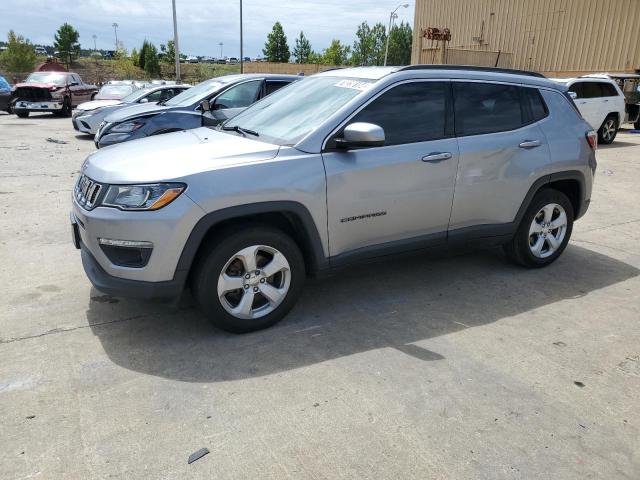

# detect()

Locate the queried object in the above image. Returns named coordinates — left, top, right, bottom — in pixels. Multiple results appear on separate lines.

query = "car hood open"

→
left=83, top=127, right=280, bottom=184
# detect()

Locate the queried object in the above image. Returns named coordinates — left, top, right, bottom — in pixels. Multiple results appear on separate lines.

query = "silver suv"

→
left=71, top=66, right=597, bottom=333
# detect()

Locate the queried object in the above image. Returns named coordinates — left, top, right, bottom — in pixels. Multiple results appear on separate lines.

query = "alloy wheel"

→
left=217, top=245, right=291, bottom=319
left=528, top=203, right=568, bottom=258
left=602, top=119, right=616, bottom=142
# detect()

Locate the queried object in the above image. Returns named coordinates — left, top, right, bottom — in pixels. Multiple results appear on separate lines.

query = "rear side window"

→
left=453, top=82, right=523, bottom=135
left=583, top=82, right=603, bottom=98
left=522, top=87, right=548, bottom=122
left=265, top=81, right=290, bottom=96
left=348, top=81, right=448, bottom=145
left=600, top=82, right=619, bottom=97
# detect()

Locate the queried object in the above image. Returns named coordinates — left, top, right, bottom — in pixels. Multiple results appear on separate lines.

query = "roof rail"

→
left=397, top=64, right=546, bottom=78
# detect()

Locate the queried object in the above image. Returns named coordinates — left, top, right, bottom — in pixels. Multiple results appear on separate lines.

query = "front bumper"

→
left=73, top=111, right=102, bottom=134
left=14, top=99, right=63, bottom=113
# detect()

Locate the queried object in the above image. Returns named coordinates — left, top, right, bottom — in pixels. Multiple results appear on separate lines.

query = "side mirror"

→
left=568, top=91, right=578, bottom=99
left=336, top=122, right=385, bottom=149
left=139, top=97, right=149, bottom=103
left=201, top=99, right=211, bottom=112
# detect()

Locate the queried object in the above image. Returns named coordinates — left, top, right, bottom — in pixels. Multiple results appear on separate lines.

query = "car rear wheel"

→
left=193, top=226, right=305, bottom=333
left=504, top=189, right=574, bottom=268
left=598, top=115, right=618, bottom=144
left=16, top=111, right=29, bottom=118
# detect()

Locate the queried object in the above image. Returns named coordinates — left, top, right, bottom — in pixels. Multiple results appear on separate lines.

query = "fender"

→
left=173, top=201, right=328, bottom=285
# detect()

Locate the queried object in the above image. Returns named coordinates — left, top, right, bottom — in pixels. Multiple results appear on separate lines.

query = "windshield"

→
left=121, top=87, right=153, bottom=103
left=222, top=76, right=375, bottom=146
left=25, top=72, right=69, bottom=86
left=164, top=79, right=224, bottom=106
left=97, top=85, right=135, bottom=99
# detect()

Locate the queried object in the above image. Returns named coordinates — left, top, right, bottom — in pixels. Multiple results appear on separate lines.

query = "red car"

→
left=12, top=72, right=97, bottom=118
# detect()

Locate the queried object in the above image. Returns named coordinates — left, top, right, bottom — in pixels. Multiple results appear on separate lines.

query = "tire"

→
left=597, top=114, right=618, bottom=144
left=503, top=189, right=574, bottom=268
left=56, top=97, right=72, bottom=117
left=192, top=225, right=306, bottom=333
left=16, top=111, right=29, bottom=118
left=634, top=119, right=640, bottom=130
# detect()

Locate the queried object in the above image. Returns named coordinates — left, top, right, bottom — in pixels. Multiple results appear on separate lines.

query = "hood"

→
left=83, top=127, right=280, bottom=184
left=14, top=81, right=63, bottom=90
left=77, top=99, right=122, bottom=112
left=103, top=102, right=174, bottom=123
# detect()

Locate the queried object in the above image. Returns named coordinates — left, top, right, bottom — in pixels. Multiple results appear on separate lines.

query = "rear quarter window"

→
left=600, top=82, right=619, bottom=97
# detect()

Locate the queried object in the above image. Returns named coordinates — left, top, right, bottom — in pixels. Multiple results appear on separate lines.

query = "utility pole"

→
left=112, top=23, right=119, bottom=52
left=240, top=0, right=244, bottom=73
left=219, top=42, right=224, bottom=59
left=172, top=0, right=181, bottom=82
left=384, top=4, right=408, bottom=66
left=92, top=34, right=97, bottom=51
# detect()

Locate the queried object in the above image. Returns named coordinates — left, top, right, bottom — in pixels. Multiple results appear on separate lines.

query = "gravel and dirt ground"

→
left=0, top=112, right=639, bottom=479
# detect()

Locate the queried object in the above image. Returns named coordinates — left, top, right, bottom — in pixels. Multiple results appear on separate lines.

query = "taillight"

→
left=586, top=130, right=597, bottom=151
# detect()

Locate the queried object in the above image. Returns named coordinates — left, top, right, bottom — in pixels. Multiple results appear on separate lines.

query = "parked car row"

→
left=71, top=65, right=598, bottom=333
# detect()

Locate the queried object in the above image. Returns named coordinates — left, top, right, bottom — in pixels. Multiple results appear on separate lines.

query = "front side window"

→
left=144, top=90, right=163, bottom=103
left=164, top=79, right=224, bottom=106
left=213, top=80, right=262, bottom=109
left=346, top=81, right=448, bottom=146
left=453, top=82, right=523, bottom=136
left=265, top=81, right=291, bottom=96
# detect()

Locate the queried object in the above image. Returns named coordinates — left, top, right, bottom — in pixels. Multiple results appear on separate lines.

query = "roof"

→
left=315, top=67, right=398, bottom=80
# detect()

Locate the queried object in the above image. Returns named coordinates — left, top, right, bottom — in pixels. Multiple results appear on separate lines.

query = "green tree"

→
left=386, top=21, right=412, bottom=66
left=292, top=31, right=312, bottom=63
left=130, top=47, right=139, bottom=66
left=263, top=22, right=290, bottom=62
left=322, top=39, right=351, bottom=65
left=138, top=40, right=150, bottom=71
left=307, top=51, right=323, bottom=64
left=351, top=22, right=374, bottom=66
left=143, top=43, right=160, bottom=77
left=0, top=31, right=36, bottom=75
left=371, top=22, right=387, bottom=66
left=53, top=23, right=80, bottom=67
left=159, top=40, right=176, bottom=64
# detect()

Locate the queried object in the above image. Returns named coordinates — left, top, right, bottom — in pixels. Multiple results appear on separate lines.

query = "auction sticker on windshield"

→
left=334, top=79, right=372, bottom=91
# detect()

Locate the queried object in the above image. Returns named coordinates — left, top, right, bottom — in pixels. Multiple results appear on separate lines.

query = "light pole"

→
left=92, top=34, right=97, bottom=51
left=172, top=0, right=181, bottom=82
left=383, top=3, right=408, bottom=66
left=219, top=42, right=224, bottom=59
left=239, top=0, right=244, bottom=73
left=112, top=23, right=119, bottom=52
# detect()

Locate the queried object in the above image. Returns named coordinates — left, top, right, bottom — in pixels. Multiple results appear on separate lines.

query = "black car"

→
left=94, top=74, right=298, bottom=148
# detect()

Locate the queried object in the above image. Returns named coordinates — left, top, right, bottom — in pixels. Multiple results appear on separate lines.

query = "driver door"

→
left=203, top=79, right=263, bottom=127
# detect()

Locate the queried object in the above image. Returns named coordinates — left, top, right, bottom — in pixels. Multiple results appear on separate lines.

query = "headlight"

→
left=110, top=120, right=145, bottom=133
left=102, top=183, right=185, bottom=210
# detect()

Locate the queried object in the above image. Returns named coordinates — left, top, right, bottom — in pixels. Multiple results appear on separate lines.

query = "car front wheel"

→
left=193, top=226, right=305, bottom=333
left=504, top=189, right=574, bottom=268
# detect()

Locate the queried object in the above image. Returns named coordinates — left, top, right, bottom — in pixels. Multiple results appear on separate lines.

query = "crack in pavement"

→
left=0, top=314, right=149, bottom=345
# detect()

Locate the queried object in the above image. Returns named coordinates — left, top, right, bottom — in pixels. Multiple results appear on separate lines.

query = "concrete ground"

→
left=0, top=112, right=638, bottom=480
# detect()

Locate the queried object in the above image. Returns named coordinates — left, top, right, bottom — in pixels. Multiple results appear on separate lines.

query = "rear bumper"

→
left=81, top=245, right=185, bottom=300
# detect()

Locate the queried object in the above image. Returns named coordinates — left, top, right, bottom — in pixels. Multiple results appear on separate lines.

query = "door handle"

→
left=519, top=140, right=541, bottom=149
left=603, top=99, right=609, bottom=103
left=422, top=152, right=452, bottom=163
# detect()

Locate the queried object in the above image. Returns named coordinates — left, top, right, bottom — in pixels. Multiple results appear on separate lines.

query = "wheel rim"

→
left=602, top=119, right=616, bottom=142
left=528, top=203, right=568, bottom=259
left=217, top=245, right=291, bottom=320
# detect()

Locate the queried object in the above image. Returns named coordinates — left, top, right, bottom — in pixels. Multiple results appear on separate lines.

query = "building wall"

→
left=411, top=0, right=640, bottom=75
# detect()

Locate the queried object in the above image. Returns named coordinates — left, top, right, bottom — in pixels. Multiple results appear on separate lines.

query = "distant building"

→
left=411, top=0, right=640, bottom=76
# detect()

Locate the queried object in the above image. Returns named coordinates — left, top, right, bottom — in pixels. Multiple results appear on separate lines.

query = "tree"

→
left=322, top=39, right=351, bottom=66
left=352, top=21, right=387, bottom=66
left=53, top=23, right=80, bottom=67
left=138, top=40, right=150, bottom=71
left=292, top=31, right=312, bottom=64
left=143, top=43, right=160, bottom=77
left=130, top=48, right=139, bottom=66
left=159, top=40, right=176, bottom=64
left=0, top=31, right=36, bottom=75
left=371, top=22, right=387, bottom=66
left=263, top=22, right=290, bottom=62
left=386, top=21, right=412, bottom=66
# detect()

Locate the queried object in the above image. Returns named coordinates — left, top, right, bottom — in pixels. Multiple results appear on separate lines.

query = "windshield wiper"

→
left=221, top=125, right=259, bottom=137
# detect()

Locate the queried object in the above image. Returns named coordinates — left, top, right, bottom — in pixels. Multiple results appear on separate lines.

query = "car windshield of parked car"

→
left=163, top=79, right=224, bottom=106
left=222, top=76, right=375, bottom=146
left=0, top=76, right=10, bottom=92
left=121, top=87, right=154, bottom=104
left=97, top=85, right=135, bottom=99
left=25, top=72, right=69, bottom=86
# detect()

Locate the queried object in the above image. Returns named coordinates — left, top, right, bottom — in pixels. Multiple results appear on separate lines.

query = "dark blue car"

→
left=94, top=74, right=298, bottom=148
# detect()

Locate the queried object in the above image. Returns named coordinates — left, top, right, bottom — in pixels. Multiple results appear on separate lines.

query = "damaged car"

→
left=13, top=72, right=97, bottom=118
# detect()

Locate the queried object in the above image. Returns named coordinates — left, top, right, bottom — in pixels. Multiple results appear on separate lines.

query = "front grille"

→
left=15, top=87, right=53, bottom=102
left=75, top=175, right=103, bottom=210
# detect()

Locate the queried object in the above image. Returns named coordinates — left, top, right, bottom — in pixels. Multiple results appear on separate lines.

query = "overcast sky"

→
left=0, top=1, right=414, bottom=57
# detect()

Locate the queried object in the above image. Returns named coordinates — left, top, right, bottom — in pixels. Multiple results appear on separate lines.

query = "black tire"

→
left=597, top=114, right=618, bottom=144
left=634, top=119, right=640, bottom=130
left=192, top=225, right=306, bottom=333
left=16, top=111, right=29, bottom=118
left=56, top=97, right=72, bottom=117
left=503, top=188, right=574, bottom=268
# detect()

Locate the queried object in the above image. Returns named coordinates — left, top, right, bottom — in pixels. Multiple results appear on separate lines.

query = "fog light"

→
left=98, top=238, right=153, bottom=268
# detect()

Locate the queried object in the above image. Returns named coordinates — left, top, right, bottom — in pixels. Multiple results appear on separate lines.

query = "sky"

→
left=0, top=1, right=414, bottom=58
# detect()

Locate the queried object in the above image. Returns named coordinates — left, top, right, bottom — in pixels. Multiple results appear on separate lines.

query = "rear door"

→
left=449, top=82, right=550, bottom=233
left=322, top=80, right=459, bottom=257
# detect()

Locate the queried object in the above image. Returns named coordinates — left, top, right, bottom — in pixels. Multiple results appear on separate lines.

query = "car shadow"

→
left=74, top=134, right=94, bottom=141
left=600, top=140, right=638, bottom=149
left=86, top=245, right=639, bottom=383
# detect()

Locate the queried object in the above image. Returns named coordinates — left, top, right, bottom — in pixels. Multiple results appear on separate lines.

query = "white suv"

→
left=551, top=76, right=625, bottom=144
